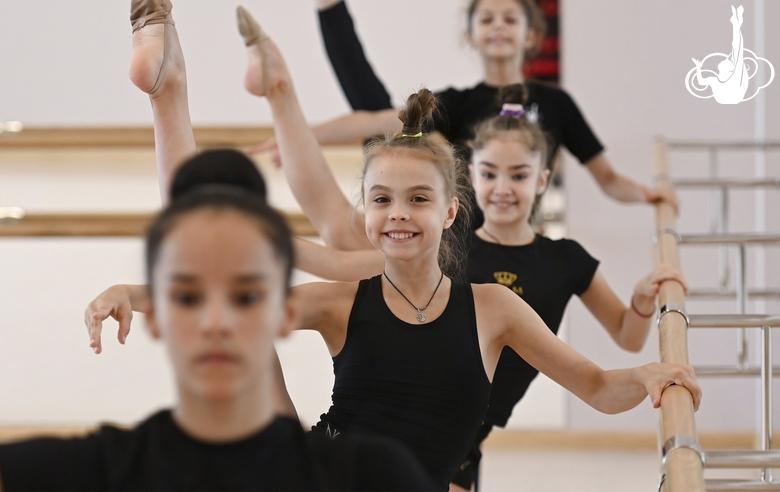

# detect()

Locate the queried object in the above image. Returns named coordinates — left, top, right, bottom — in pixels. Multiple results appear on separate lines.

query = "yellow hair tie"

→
left=401, top=131, right=423, bottom=138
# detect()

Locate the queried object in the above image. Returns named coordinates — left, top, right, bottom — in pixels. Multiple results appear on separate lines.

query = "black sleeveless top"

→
left=320, top=275, right=491, bottom=489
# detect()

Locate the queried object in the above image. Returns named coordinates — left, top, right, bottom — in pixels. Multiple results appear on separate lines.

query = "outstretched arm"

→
left=312, top=109, right=402, bottom=146
left=585, top=153, right=679, bottom=213
left=238, top=7, right=374, bottom=251
left=84, top=283, right=298, bottom=417
left=476, top=284, right=701, bottom=414
left=294, top=237, right=384, bottom=281
left=579, top=265, right=688, bottom=352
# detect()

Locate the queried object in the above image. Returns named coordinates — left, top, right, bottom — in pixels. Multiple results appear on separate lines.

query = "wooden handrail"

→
left=654, top=138, right=705, bottom=492
left=0, top=126, right=364, bottom=149
left=0, top=126, right=276, bottom=149
left=0, top=212, right=317, bottom=237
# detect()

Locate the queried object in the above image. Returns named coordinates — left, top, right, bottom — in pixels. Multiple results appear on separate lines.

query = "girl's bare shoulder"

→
left=471, top=282, right=518, bottom=307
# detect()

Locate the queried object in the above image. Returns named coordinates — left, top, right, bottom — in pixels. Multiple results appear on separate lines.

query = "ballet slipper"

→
left=236, top=6, right=291, bottom=98
left=237, top=6, right=267, bottom=47
left=130, top=0, right=175, bottom=95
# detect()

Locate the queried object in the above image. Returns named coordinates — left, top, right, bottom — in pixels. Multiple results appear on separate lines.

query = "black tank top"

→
left=321, top=275, right=491, bottom=489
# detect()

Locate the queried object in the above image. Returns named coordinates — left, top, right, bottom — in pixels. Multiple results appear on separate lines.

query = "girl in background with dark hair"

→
left=86, top=5, right=699, bottom=490
left=0, top=149, right=436, bottom=491
left=252, top=0, right=676, bottom=248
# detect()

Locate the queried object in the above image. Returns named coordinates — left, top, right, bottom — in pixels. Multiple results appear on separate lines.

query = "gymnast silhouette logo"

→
left=685, top=5, right=774, bottom=104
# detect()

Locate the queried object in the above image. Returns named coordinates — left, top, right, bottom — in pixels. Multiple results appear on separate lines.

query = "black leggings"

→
left=318, top=1, right=393, bottom=111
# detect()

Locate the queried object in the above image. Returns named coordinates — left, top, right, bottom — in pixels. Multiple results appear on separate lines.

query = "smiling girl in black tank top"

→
left=316, top=275, right=490, bottom=486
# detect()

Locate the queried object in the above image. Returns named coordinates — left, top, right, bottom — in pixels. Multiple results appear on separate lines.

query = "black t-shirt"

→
left=467, top=234, right=600, bottom=426
left=434, top=81, right=605, bottom=164
left=0, top=411, right=437, bottom=491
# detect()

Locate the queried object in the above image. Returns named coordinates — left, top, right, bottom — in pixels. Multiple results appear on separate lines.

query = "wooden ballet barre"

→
left=0, top=212, right=318, bottom=237
left=0, top=126, right=362, bottom=149
left=0, top=126, right=274, bottom=149
left=653, top=139, right=705, bottom=492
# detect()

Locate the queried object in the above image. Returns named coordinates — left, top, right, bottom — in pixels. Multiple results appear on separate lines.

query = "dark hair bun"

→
left=170, top=149, right=267, bottom=201
left=398, top=88, right=438, bottom=135
left=498, top=83, right=528, bottom=106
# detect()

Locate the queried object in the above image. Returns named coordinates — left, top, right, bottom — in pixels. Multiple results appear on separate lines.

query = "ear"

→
left=468, top=163, right=477, bottom=184
left=443, top=197, right=459, bottom=230
left=144, top=303, right=162, bottom=340
left=278, top=291, right=301, bottom=339
left=465, top=29, right=477, bottom=49
left=537, top=168, right=551, bottom=196
left=525, top=26, right=542, bottom=54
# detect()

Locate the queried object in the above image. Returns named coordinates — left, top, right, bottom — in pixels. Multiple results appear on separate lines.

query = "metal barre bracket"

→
left=658, top=304, right=690, bottom=328
left=653, top=228, right=682, bottom=244
left=662, top=435, right=705, bottom=467
left=651, top=172, right=672, bottom=186
left=657, top=435, right=705, bottom=492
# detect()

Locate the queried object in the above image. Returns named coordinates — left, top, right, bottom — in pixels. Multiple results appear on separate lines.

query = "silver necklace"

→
left=382, top=270, right=445, bottom=323
left=480, top=227, right=502, bottom=245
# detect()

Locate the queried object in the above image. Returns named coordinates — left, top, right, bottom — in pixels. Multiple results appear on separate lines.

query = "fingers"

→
left=116, top=306, right=134, bottom=345
left=83, top=287, right=135, bottom=353
left=646, top=186, right=680, bottom=214
left=651, top=265, right=689, bottom=295
left=653, top=365, right=702, bottom=412
left=271, top=149, right=282, bottom=168
left=85, top=308, right=107, bottom=354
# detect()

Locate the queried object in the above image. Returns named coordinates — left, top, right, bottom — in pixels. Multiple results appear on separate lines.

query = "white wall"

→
left=1, top=0, right=779, bottom=432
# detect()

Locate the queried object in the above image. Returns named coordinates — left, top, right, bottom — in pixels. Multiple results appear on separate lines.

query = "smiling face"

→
left=470, top=137, right=548, bottom=228
left=362, top=153, right=458, bottom=264
left=468, top=0, right=533, bottom=63
left=146, top=208, right=296, bottom=402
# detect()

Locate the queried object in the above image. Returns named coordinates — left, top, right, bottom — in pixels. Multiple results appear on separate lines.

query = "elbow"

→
left=619, top=339, right=645, bottom=353
left=585, top=394, right=624, bottom=415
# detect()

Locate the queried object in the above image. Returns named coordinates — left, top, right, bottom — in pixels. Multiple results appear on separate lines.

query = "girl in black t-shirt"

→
left=85, top=7, right=699, bottom=490
left=250, top=0, right=677, bottom=240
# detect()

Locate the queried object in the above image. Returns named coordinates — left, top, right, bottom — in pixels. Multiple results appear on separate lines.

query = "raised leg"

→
left=237, top=6, right=372, bottom=250
left=129, top=0, right=196, bottom=203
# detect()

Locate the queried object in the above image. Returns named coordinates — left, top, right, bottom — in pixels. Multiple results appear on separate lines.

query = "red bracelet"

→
left=631, top=295, right=655, bottom=318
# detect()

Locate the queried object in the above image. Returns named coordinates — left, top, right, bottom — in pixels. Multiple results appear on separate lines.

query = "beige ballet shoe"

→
left=236, top=6, right=268, bottom=47
left=130, top=0, right=175, bottom=94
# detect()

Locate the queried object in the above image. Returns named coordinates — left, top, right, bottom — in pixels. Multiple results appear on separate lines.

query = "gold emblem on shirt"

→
left=493, top=271, right=524, bottom=296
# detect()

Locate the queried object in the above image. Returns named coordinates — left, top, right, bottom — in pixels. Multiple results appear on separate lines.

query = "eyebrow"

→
left=368, top=184, right=436, bottom=193
left=478, top=161, right=532, bottom=170
left=235, top=274, right=267, bottom=284
left=169, top=273, right=267, bottom=284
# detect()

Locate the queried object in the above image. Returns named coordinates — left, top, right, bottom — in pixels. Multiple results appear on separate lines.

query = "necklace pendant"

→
left=417, top=311, right=426, bottom=323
